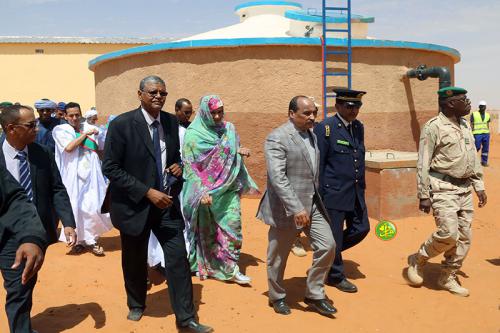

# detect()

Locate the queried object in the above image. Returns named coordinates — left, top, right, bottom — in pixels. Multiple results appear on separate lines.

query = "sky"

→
left=1, top=0, right=499, bottom=108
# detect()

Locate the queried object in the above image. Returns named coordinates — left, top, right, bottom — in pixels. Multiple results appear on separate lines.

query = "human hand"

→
left=85, top=128, right=98, bottom=136
left=419, top=198, right=431, bottom=214
left=294, top=210, right=310, bottom=228
left=64, top=227, right=77, bottom=247
left=238, top=147, right=251, bottom=157
left=168, top=163, right=183, bottom=177
left=11, top=243, right=44, bottom=285
left=476, top=190, right=487, bottom=207
left=200, top=194, right=212, bottom=206
left=146, top=188, right=173, bottom=209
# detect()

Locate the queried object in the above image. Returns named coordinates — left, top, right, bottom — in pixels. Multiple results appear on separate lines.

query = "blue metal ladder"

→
left=321, top=0, right=352, bottom=118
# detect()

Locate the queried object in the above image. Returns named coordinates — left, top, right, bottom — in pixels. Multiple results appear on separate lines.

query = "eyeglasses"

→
left=142, top=90, right=168, bottom=98
left=14, top=122, right=37, bottom=129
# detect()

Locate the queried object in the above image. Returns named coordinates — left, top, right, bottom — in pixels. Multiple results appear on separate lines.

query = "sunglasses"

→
left=142, top=90, right=168, bottom=98
left=14, top=122, right=37, bottom=129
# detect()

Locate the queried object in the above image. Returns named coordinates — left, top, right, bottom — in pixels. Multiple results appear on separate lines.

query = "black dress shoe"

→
left=304, top=298, right=337, bottom=316
left=127, top=308, right=144, bottom=321
left=268, top=299, right=291, bottom=315
left=331, top=279, right=358, bottom=293
left=178, top=320, right=214, bottom=333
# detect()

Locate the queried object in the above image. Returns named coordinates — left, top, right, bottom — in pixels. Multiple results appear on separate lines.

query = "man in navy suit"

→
left=314, top=88, right=370, bottom=293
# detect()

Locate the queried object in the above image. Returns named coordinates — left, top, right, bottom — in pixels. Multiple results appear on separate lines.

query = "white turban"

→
left=84, top=109, right=98, bottom=119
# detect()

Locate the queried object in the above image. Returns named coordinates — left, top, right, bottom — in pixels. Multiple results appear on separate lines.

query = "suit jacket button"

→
left=355, top=180, right=359, bottom=183
left=354, top=159, right=358, bottom=163
left=355, top=169, right=359, bottom=173
left=354, top=149, right=357, bottom=153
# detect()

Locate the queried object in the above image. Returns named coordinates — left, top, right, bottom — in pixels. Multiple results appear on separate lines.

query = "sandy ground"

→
left=1, top=138, right=499, bottom=333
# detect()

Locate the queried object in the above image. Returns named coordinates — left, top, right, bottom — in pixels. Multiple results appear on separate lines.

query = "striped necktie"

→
left=16, top=151, right=33, bottom=201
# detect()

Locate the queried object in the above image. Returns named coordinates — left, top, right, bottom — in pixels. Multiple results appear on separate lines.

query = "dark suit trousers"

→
left=120, top=207, right=195, bottom=326
left=326, top=196, right=370, bottom=283
left=0, top=234, right=37, bottom=333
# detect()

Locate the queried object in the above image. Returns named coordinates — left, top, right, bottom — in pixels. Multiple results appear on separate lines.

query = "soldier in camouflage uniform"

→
left=405, top=86, right=488, bottom=297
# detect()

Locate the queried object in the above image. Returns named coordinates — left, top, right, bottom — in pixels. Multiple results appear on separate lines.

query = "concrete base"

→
left=365, top=151, right=423, bottom=221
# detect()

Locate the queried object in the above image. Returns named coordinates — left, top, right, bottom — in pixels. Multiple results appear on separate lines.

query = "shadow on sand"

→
left=239, top=252, right=265, bottom=274
left=32, top=302, right=106, bottom=333
left=145, top=283, right=204, bottom=318
left=486, top=258, right=500, bottom=266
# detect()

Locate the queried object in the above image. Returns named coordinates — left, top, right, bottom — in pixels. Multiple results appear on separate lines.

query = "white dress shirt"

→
left=141, top=108, right=167, bottom=172
left=2, top=139, right=28, bottom=182
left=336, top=113, right=353, bottom=136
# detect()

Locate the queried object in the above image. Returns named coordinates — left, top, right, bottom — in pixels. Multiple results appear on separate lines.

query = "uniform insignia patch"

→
left=337, top=139, right=350, bottom=146
left=325, top=125, right=330, bottom=137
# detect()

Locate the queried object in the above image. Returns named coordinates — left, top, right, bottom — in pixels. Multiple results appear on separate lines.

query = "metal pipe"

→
left=406, top=65, right=451, bottom=89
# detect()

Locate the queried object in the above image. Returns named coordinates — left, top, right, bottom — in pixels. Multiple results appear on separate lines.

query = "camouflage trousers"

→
left=418, top=191, right=473, bottom=269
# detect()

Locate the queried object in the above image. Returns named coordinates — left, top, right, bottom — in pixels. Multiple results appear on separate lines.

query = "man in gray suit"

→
left=257, top=96, right=337, bottom=317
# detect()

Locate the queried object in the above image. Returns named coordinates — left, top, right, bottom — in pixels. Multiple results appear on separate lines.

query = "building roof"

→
left=235, top=1, right=302, bottom=11
left=285, top=9, right=375, bottom=23
left=89, top=37, right=461, bottom=71
left=0, top=36, right=175, bottom=44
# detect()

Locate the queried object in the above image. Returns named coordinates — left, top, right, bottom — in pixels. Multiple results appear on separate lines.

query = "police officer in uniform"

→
left=406, top=87, right=487, bottom=297
left=314, top=88, right=370, bottom=293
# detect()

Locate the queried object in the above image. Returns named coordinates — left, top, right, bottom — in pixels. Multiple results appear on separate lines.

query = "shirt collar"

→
left=288, top=119, right=312, bottom=135
left=3, top=139, right=28, bottom=160
left=336, top=113, right=351, bottom=127
left=141, top=107, right=161, bottom=126
left=438, top=112, right=464, bottom=128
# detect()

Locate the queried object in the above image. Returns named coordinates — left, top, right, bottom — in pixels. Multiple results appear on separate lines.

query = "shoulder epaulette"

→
left=427, top=116, right=439, bottom=125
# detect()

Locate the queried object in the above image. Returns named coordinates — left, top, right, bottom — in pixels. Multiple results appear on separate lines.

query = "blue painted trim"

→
left=89, top=37, right=460, bottom=70
left=235, top=1, right=302, bottom=12
left=285, top=10, right=374, bottom=23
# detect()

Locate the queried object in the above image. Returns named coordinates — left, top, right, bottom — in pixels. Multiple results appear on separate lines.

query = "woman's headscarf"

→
left=181, top=95, right=258, bottom=223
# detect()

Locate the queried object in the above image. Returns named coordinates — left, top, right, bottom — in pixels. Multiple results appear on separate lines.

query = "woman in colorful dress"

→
left=182, top=95, right=258, bottom=285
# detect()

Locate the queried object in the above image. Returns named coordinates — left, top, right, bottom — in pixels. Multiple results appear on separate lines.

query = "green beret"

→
left=0, top=101, right=13, bottom=108
left=437, top=86, right=467, bottom=98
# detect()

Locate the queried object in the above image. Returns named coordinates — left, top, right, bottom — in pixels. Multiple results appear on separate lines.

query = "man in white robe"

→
left=52, top=102, right=112, bottom=256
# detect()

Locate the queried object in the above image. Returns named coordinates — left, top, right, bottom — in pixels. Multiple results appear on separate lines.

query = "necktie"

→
left=151, top=120, right=163, bottom=190
left=16, top=151, right=33, bottom=201
left=346, top=124, right=353, bottom=138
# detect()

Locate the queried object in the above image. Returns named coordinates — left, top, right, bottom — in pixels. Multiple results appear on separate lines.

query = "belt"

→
left=429, top=170, right=469, bottom=186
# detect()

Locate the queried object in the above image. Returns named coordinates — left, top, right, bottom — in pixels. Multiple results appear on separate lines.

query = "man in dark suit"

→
left=0, top=104, right=76, bottom=246
left=102, top=75, right=213, bottom=333
left=0, top=104, right=76, bottom=333
left=0, top=164, right=47, bottom=333
left=314, top=88, right=370, bottom=293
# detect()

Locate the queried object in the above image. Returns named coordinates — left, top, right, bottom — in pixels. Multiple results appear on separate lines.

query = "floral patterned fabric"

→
left=182, top=95, right=258, bottom=280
